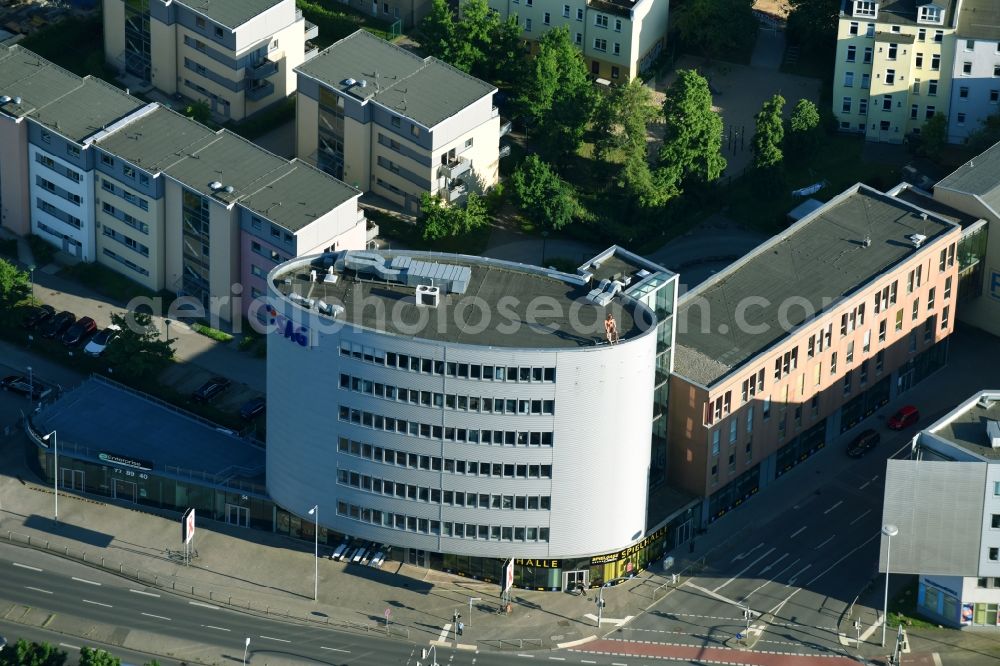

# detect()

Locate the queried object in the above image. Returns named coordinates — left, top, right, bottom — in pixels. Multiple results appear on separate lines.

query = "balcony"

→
left=304, top=42, right=320, bottom=61
left=305, top=20, right=319, bottom=41
left=498, top=144, right=512, bottom=158
left=438, top=155, right=471, bottom=179
left=246, top=58, right=278, bottom=80
left=446, top=182, right=467, bottom=203
left=245, top=80, right=274, bottom=101
left=500, top=119, right=512, bottom=137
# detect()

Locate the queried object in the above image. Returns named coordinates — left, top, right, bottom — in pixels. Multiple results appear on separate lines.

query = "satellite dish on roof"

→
left=0, top=96, right=11, bottom=104
left=209, top=181, right=223, bottom=190
left=15, top=97, right=23, bottom=105
left=224, top=185, right=234, bottom=193
left=344, top=78, right=357, bottom=86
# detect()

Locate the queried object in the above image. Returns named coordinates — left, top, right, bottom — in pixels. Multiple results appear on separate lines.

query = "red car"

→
left=888, top=405, right=920, bottom=430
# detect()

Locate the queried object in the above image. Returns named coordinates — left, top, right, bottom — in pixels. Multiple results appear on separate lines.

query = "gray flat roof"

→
left=296, top=30, right=495, bottom=128
left=936, top=140, right=1000, bottom=215
left=956, top=0, right=1000, bottom=40
left=34, top=378, right=264, bottom=485
left=0, top=46, right=144, bottom=142
left=95, top=105, right=218, bottom=172
left=273, top=252, right=653, bottom=349
left=239, top=159, right=360, bottom=232
left=175, top=0, right=285, bottom=29
left=932, top=392, right=1000, bottom=460
left=674, top=184, right=958, bottom=387
left=892, top=185, right=982, bottom=229
left=580, top=245, right=674, bottom=286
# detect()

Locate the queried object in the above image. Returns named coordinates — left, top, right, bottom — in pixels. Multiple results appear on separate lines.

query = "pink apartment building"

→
left=667, top=184, right=963, bottom=524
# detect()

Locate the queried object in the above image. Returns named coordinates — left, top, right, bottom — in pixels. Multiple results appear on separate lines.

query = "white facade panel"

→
left=28, top=144, right=95, bottom=261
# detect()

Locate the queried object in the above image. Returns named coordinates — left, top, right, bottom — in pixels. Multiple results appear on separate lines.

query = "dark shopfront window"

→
left=776, top=420, right=826, bottom=476
left=707, top=464, right=760, bottom=522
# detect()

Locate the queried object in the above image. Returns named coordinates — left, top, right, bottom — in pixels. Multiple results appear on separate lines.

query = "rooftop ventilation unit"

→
left=987, top=420, right=1000, bottom=449
left=908, top=233, right=927, bottom=248
left=316, top=300, right=344, bottom=317
left=416, top=284, right=440, bottom=307
left=344, top=78, right=357, bottom=86
left=586, top=278, right=624, bottom=306
left=0, top=96, right=10, bottom=104
left=289, top=292, right=315, bottom=309
left=224, top=185, right=234, bottom=193
left=862, top=235, right=871, bottom=248
left=330, top=250, right=471, bottom=294
left=209, top=181, right=224, bottom=191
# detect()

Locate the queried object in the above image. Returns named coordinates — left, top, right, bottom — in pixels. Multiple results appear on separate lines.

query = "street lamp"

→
left=596, top=583, right=609, bottom=627
left=42, top=430, right=57, bottom=521
left=242, top=637, right=250, bottom=665
left=308, top=505, right=319, bottom=601
left=26, top=366, right=32, bottom=401
left=164, top=318, right=172, bottom=342
left=28, top=264, right=35, bottom=301
left=881, top=523, right=899, bottom=647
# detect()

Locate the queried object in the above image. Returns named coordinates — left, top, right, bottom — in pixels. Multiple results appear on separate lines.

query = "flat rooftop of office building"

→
left=932, top=395, right=1000, bottom=460
left=175, top=0, right=286, bottom=29
left=273, top=253, right=652, bottom=349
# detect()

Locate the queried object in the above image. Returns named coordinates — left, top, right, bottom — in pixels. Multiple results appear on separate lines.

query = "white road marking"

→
left=439, top=623, right=452, bottom=642
left=320, top=647, right=351, bottom=653
left=189, top=601, right=219, bottom=609
left=13, top=562, right=43, bottom=572
left=25, top=586, right=53, bottom=594
left=141, top=612, right=171, bottom=621
left=787, top=564, right=812, bottom=586
left=731, top=542, right=763, bottom=563
left=259, top=635, right=291, bottom=643
left=715, top=547, right=775, bottom=591
left=859, top=480, right=872, bottom=490
left=202, top=625, right=230, bottom=632
left=82, top=599, right=112, bottom=608
left=547, top=658, right=566, bottom=662
left=72, top=577, right=100, bottom=586
left=789, top=526, right=807, bottom=538
left=746, top=557, right=798, bottom=597
left=581, top=661, right=597, bottom=664
left=516, top=654, right=535, bottom=658
left=612, top=663, right=628, bottom=666
left=758, top=552, right=789, bottom=574
left=683, top=581, right=749, bottom=610
left=850, top=508, right=873, bottom=525
left=823, top=500, right=843, bottom=515
left=59, top=643, right=80, bottom=650
left=932, top=653, right=943, bottom=666
left=130, top=589, right=160, bottom=598
left=815, top=535, right=836, bottom=550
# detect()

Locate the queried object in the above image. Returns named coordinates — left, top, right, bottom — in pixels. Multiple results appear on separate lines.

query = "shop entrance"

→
left=226, top=504, right=249, bottom=527
left=674, top=519, right=691, bottom=547
left=62, top=469, right=84, bottom=492
left=112, top=478, right=137, bottom=503
left=563, top=569, right=588, bottom=592
left=407, top=548, right=427, bottom=568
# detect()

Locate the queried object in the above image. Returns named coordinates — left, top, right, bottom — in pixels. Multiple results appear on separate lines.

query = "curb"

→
left=555, top=635, right=597, bottom=649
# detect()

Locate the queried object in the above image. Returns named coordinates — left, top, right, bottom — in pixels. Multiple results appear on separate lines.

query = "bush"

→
left=296, top=0, right=395, bottom=47
left=0, top=239, right=17, bottom=260
left=226, top=96, right=296, bottom=140
left=191, top=323, right=234, bottom=342
left=25, top=235, right=56, bottom=266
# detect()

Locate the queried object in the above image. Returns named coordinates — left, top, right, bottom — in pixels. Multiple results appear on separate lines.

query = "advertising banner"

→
left=182, top=508, right=196, bottom=545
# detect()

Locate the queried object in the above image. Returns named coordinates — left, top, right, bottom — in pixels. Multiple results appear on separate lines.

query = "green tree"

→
left=516, top=27, right=597, bottom=157
left=452, top=0, right=495, bottom=74
left=674, top=0, right=757, bottom=60
left=483, top=14, right=524, bottom=84
left=968, top=111, right=1000, bottom=153
left=0, top=257, right=30, bottom=314
left=786, top=0, right=840, bottom=53
left=104, top=311, right=174, bottom=380
left=658, top=69, right=726, bottom=192
left=419, top=191, right=489, bottom=240
left=183, top=100, right=211, bottom=125
left=419, top=0, right=456, bottom=61
left=752, top=93, right=786, bottom=171
left=593, top=78, right=660, bottom=162
left=915, top=113, right=948, bottom=159
left=79, top=647, right=120, bottom=666
left=0, top=639, right=67, bottom=666
left=511, top=155, right=581, bottom=230
left=786, top=98, right=821, bottom=159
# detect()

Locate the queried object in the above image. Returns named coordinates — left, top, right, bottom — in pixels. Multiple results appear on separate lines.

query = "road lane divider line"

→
left=683, top=581, right=748, bottom=609
left=141, top=612, right=171, bottom=621
left=823, top=500, right=843, bottom=515
left=731, top=542, right=764, bottom=563
left=850, top=509, right=872, bottom=525
left=814, top=535, right=835, bottom=550
left=202, top=625, right=230, bottom=632
left=72, top=577, right=101, bottom=586
left=13, top=563, right=43, bottom=572
left=789, top=526, right=807, bottom=538
left=130, top=589, right=160, bottom=598
left=320, top=647, right=350, bottom=653
left=714, top=547, right=775, bottom=592
left=25, top=586, right=53, bottom=594
left=59, top=643, right=80, bottom=650
left=82, top=599, right=112, bottom=608
left=758, top=552, right=789, bottom=575
left=190, top=601, right=219, bottom=609
left=259, top=635, right=291, bottom=643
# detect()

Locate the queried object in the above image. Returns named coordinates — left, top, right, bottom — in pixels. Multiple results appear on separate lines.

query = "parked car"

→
left=84, top=325, right=121, bottom=357
left=192, top=376, right=231, bottom=403
left=21, top=304, right=55, bottom=329
left=239, top=396, right=266, bottom=420
left=62, top=316, right=97, bottom=347
left=41, top=310, right=75, bottom=339
left=1, top=374, right=52, bottom=400
left=887, top=405, right=920, bottom=430
left=847, top=429, right=881, bottom=458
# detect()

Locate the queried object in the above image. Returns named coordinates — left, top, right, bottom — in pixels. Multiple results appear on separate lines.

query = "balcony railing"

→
left=304, top=43, right=320, bottom=61
left=500, top=119, right=512, bottom=136
left=246, top=79, right=274, bottom=101
left=246, top=58, right=278, bottom=80
left=446, top=183, right=467, bottom=203
left=438, top=156, right=471, bottom=179
left=305, top=20, right=319, bottom=40
left=498, top=144, right=512, bottom=158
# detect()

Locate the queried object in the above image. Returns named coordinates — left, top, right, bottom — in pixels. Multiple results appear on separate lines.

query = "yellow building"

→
left=295, top=30, right=503, bottom=214
left=103, top=0, right=318, bottom=121
left=832, top=0, right=957, bottom=143
left=486, top=0, right=669, bottom=82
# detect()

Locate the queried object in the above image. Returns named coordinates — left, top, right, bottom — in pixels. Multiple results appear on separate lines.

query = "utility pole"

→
left=596, top=584, right=607, bottom=627
left=452, top=609, right=461, bottom=640
left=468, top=597, right=481, bottom=627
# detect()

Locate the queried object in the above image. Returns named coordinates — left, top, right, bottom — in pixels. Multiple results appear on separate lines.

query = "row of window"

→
left=337, top=436, right=553, bottom=478
left=99, top=156, right=151, bottom=188
left=103, top=247, right=150, bottom=277
left=101, top=201, right=150, bottom=235
left=337, top=469, right=552, bottom=510
left=250, top=240, right=285, bottom=264
left=36, top=197, right=82, bottom=229
left=339, top=373, right=555, bottom=415
left=102, top=226, right=150, bottom=258
left=36, top=153, right=81, bottom=183
left=961, top=61, right=1000, bottom=78
left=336, top=500, right=551, bottom=542
left=101, top=178, right=150, bottom=212
left=338, top=405, right=555, bottom=446
left=250, top=215, right=294, bottom=244
left=36, top=176, right=81, bottom=206
left=957, top=87, right=1000, bottom=104
left=338, top=341, right=557, bottom=382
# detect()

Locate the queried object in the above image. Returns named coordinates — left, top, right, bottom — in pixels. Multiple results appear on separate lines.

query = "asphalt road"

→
left=607, top=427, right=914, bottom=662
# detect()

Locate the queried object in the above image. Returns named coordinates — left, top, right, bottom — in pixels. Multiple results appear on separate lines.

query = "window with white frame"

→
left=562, top=4, right=569, bottom=17
left=595, top=14, right=608, bottom=28
left=843, top=97, right=853, bottom=113
left=844, top=71, right=854, bottom=87
left=918, top=5, right=942, bottom=24
left=594, top=37, right=607, bottom=51
left=885, top=69, right=896, bottom=84
left=854, top=1, right=877, bottom=18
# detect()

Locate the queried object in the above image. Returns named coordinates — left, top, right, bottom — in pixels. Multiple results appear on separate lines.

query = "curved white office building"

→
left=266, top=248, right=679, bottom=589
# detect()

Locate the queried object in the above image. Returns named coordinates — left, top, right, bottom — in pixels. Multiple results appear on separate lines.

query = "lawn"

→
left=297, top=0, right=398, bottom=48
left=886, top=576, right=939, bottom=630
left=18, top=15, right=117, bottom=83
left=59, top=262, right=168, bottom=309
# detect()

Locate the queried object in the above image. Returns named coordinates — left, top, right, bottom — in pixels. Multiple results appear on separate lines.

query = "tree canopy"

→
left=419, top=0, right=522, bottom=83
left=419, top=0, right=456, bottom=62
left=786, top=98, right=820, bottom=159
left=104, top=310, right=174, bottom=380
left=516, top=27, right=597, bottom=157
left=786, top=0, right=840, bottom=53
left=915, top=113, right=948, bottom=159
left=511, top=155, right=581, bottom=231
left=674, top=0, right=757, bottom=60
left=752, top=93, right=786, bottom=171
left=78, top=647, right=120, bottom=666
left=0, top=640, right=66, bottom=666
left=658, top=69, right=727, bottom=191
left=419, top=192, right=489, bottom=240
left=0, top=257, right=30, bottom=315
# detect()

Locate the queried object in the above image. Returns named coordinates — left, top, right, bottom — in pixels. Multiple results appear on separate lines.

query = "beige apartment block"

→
left=296, top=30, right=503, bottom=214
left=487, top=0, right=669, bottom=81
left=103, top=0, right=317, bottom=121
left=832, top=0, right=957, bottom=142
left=668, top=184, right=962, bottom=523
